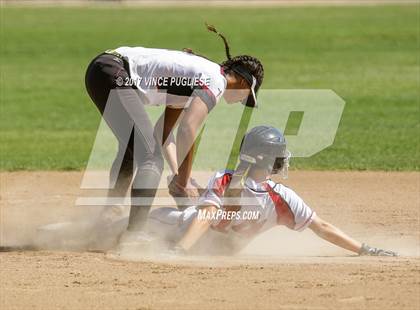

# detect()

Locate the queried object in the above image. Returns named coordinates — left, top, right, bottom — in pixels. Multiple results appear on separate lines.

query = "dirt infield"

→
left=1, top=171, right=419, bottom=309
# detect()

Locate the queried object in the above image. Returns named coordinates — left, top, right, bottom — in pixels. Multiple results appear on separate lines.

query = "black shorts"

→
left=85, top=53, right=163, bottom=172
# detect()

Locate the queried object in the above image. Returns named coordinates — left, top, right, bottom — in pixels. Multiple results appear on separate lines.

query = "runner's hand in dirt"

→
left=359, top=243, right=398, bottom=256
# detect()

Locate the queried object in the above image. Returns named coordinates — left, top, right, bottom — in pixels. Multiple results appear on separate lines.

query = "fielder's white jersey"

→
left=115, top=46, right=227, bottom=111
left=199, top=170, right=316, bottom=238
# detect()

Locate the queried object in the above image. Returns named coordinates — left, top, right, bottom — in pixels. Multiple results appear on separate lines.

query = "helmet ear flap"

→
left=239, top=153, right=256, bottom=164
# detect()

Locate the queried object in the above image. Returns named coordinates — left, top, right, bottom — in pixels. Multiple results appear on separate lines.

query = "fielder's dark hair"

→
left=206, top=23, right=264, bottom=88
left=184, top=23, right=264, bottom=88
left=205, top=23, right=265, bottom=202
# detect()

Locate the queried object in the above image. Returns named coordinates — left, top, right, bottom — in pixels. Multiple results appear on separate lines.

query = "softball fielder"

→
left=147, top=126, right=398, bottom=256
left=84, top=24, right=264, bottom=248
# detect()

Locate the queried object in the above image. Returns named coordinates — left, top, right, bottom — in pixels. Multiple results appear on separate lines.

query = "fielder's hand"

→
left=168, top=175, right=201, bottom=199
left=359, top=243, right=398, bottom=256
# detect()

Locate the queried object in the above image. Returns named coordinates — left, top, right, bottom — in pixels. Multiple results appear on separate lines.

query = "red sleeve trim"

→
left=212, top=172, right=233, bottom=197
left=196, top=80, right=217, bottom=112
left=264, top=183, right=296, bottom=229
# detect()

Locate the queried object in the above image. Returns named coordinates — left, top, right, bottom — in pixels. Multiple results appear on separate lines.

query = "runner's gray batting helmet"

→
left=239, top=126, right=290, bottom=175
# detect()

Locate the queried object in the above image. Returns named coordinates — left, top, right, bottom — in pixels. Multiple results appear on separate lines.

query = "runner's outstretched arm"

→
left=309, top=215, right=397, bottom=256
left=309, top=215, right=361, bottom=254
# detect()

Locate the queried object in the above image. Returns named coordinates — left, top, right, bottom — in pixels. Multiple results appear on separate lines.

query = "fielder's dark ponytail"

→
left=205, top=23, right=264, bottom=88
left=205, top=22, right=232, bottom=60
left=183, top=23, right=264, bottom=89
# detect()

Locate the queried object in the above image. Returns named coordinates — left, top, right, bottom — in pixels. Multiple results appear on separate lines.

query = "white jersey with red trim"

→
left=115, top=46, right=227, bottom=111
left=198, top=169, right=316, bottom=238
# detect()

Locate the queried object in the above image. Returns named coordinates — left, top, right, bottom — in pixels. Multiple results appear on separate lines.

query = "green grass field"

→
left=1, top=5, right=419, bottom=171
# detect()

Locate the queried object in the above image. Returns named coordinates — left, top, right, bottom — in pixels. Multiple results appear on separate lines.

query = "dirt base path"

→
left=1, top=171, right=419, bottom=309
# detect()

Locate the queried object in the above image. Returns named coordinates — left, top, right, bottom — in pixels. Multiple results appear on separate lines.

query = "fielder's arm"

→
left=308, top=215, right=398, bottom=256
left=177, top=205, right=217, bottom=251
left=154, top=107, right=183, bottom=175
left=176, top=97, right=208, bottom=188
